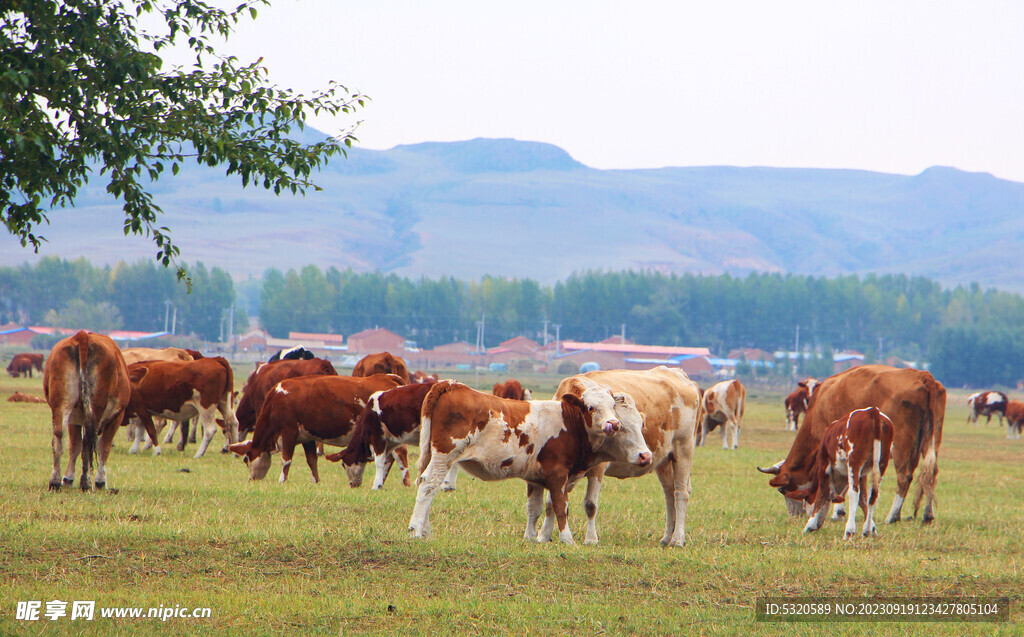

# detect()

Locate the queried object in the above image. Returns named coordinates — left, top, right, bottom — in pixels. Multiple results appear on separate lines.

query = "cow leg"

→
left=177, top=419, right=189, bottom=452
left=63, top=425, right=83, bottom=486
left=548, top=478, right=575, bottom=545
left=1008, top=421, right=1016, bottom=439
left=696, top=419, right=707, bottom=447
left=128, top=418, right=144, bottom=454
left=441, top=465, right=459, bottom=491
left=524, top=483, right=544, bottom=541
left=731, top=417, right=740, bottom=449
left=193, top=409, right=220, bottom=458
left=393, top=446, right=412, bottom=487
left=371, top=451, right=394, bottom=490
left=582, top=470, right=605, bottom=545
left=720, top=419, right=729, bottom=450
left=803, top=502, right=829, bottom=533
left=278, top=429, right=299, bottom=483
left=409, top=450, right=459, bottom=539
left=655, top=462, right=677, bottom=545
left=49, top=410, right=71, bottom=490
left=302, top=441, right=320, bottom=484
left=188, top=419, right=197, bottom=444
left=864, top=469, right=880, bottom=537
left=316, top=442, right=324, bottom=457
left=162, top=418, right=178, bottom=445
left=884, top=470, right=913, bottom=523
left=844, top=472, right=862, bottom=540
left=94, top=422, right=120, bottom=490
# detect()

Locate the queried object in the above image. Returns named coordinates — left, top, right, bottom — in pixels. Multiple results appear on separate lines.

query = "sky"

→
left=162, top=0, right=1024, bottom=182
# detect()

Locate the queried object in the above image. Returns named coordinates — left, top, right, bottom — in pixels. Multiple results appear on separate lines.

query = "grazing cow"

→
left=7, top=391, right=47, bottom=403
left=227, top=374, right=404, bottom=483
left=966, top=391, right=1009, bottom=428
left=1005, top=400, right=1024, bottom=440
left=44, top=331, right=135, bottom=491
left=786, top=407, right=894, bottom=538
left=758, top=365, right=944, bottom=525
left=493, top=378, right=533, bottom=401
left=126, top=357, right=239, bottom=458
left=122, top=347, right=198, bottom=449
left=7, top=353, right=44, bottom=378
left=412, top=370, right=439, bottom=383
left=235, top=358, right=339, bottom=438
left=409, top=380, right=652, bottom=543
left=353, top=352, right=410, bottom=384
left=325, top=380, right=437, bottom=488
left=268, top=346, right=316, bottom=362
left=550, top=366, right=701, bottom=547
left=697, top=379, right=745, bottom=449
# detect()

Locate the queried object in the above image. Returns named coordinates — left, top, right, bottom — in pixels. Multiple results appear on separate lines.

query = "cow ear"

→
left=561, top=393, right=585, bottom=410
left=128, top=366, right=148, bottom=384
left=612, top=392, right=634, bottom=408
left=784, top=489, right=808, bottom=500
left=227, top=441, right=251, bottom=457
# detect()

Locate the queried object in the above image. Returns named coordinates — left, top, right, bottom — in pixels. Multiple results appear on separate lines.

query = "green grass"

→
left=0, top=372, right=1021, bottom=635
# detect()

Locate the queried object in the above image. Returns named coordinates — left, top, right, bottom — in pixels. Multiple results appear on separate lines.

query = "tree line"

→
left=2, top=259, right=1022, bottom=387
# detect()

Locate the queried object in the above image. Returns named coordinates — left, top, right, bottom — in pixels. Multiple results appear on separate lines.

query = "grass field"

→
left=1, top=370, right=1021, bottom=635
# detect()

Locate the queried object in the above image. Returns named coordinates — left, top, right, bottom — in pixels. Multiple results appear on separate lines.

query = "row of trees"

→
left=3, top=259, right=1022, bottom=386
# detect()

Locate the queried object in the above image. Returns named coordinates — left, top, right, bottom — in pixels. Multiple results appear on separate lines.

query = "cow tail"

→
left=72, top=331, right=97, bottom=482
left=912, top=377, right=944, bottom=519
left=417, top=380, right=456, bottom=475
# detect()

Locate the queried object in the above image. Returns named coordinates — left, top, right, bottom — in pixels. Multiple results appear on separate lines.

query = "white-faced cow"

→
left=228, top=374, right=404, bottom=483
left=126, top=357, right=239, bottom=458
left=44, top=331, right=133, bottom=491
left=966, top=391, right=1008, bottom=428
left=409, top=380, right=651, bottom=544
left=540, top=366, right=700, bottom=548
left=759, top=365, right=944, bottom=526
left=325, top=380, right=437, bottom=489
left=785, top=406, right=894, bottom=539
left=697, top=379, right=745, bottom=449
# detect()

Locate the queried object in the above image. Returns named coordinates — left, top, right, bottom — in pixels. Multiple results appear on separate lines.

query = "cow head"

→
left=324, top=447, right=368, bottom=488
left=228, top=440, right=272, bottom=481
left=757, top=457, right=812, bottom=517
left=572, top=388, right=652, bottom=467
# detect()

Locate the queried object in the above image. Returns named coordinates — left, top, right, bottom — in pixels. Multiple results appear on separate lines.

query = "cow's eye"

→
left=588, top=406, right=595, bottom=411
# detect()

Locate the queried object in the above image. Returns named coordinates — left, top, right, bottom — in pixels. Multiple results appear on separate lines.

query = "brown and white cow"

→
left=121, top=346, right=198, bottom=449
left=697, top=379, right=745, bottom=449
left=785, top=407, right=895, bottom=538
left=126, top=357, right=239, bottom=458
left=7, top=352, right=44, bottom=378
left=325, top=380, right=437, bottom=488
left=228, top=373, right=404, bottom=483
left=352, top=352, right=410, bottom=384
left=409, top=380, right=651, bottom=544
left=493, top=378, right=533, bottom=401
left=44, top=331, right=134, bottom=491
left=412, top=370, right=439, bottom=383
left=758, top=365, right=944, bottom=525
left=966, top=390, right=1009, bottom=428
left=1004, top=400, right=1024, bottom=440
left=551, top=366, right=701, bottom=547
left=235, top=357, right=339, bottom=438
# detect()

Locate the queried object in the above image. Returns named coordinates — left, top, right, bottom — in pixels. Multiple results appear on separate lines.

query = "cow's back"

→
left=353, top=352, right=410, bottom=384
left=236, top=358, right=338, bottom=431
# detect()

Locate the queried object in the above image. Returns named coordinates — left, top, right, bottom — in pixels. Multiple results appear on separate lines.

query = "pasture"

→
left=1, top=369, right=1021, bottom=636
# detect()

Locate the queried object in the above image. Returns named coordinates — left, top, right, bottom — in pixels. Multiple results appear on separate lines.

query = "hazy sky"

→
left=173, top=0, right=1024, bottom=181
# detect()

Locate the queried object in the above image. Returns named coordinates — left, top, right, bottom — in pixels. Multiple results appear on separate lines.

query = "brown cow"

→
left=552, top=367, right=700, bottom=547
left=1005, top=400, right=1024, bottom=440
left=7, top=391, right=47, bottom=403
left=325, top=380, right=436, bottom=488
left=697, top=379, right=745, bottom=449
left=353, top=352, right=410, bottom=384
left=44, top=331, right=136, bottom=491
left=7, top=352, right=44, bottom=378
left=235, top=358, right=339, bottom=437
left=785, top=407, right=894, bottom=538
left=122, top=347, right=198, bottom=449
left=409, top=380, right=651, bottom=543
left=492, top=378, right=533, bottom=401
left=228, top=373, right=404, bottom=483
left=758, top=365, right=944, bottom=525
left=126, top=357, right=239, bottom=458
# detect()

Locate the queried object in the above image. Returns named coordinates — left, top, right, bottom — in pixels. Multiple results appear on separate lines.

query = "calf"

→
left=966, top=391, right=1008, bottom=428
left=8, top=391, right=47, bottom=403
left=228, top=374, right=404, bottom=483
left=353, top=352, right=410, bottom=384
left=786, top=407, right=895, bottom=539
left=7, top=352, right=44, bottom=378
left=493, top=378, right=533, bottom=400
left=697, top=379, right=745, bottom=449
left=325, top=381, right=436, bottom=489
left=44, top=331, right=135, bottom=491
left=410, top=380, right=652, bottom=544
left=126, top=357, right=239, bottom=458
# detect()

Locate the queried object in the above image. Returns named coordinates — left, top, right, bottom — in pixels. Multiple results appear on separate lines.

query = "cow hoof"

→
left=221, top=446, right=230, bottom=454
left=177, top=444, right=187, bottom=452
left=922, top=515, right=935, bottom=526
left=48, top=481, right=61, bottom=491
left=843, top=532, right=855, bottom=540
left=441, top=483, right=456, bottom=492
left=95, top=481, right=106, bottom=490
left=80, top=482, right=91, bottom=492
left=583, top=537, right=599, bottom=546
left=62, top=477, right=74, bottom=486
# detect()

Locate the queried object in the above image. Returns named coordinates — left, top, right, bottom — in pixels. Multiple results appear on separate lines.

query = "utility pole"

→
left=554, top=324, right=561, bottom=356
left=171, top=306, right=177, bottom=335
left=228, top=305, right=234, bottom=345
left=621, top=323, right=626, bottom=343
left=164, top=300, right=172, bottom=333
left=542, top=319, right=550, bottom=346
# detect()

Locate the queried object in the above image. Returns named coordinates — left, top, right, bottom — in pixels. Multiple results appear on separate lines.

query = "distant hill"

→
left=4, top=134, right=1024, bottom=291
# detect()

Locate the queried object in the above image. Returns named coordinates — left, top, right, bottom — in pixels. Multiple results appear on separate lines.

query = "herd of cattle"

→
left=2, top=330, right=1014, bottom=544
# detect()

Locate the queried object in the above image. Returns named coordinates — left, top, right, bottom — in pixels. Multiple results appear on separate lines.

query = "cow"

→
left=966, top=390, right=1009, bottom=428
left=548, top=366, right=701, bottom=547
left=7, top=391, right=47, bottom=403
left=44, top=331, right=134, bottom=491
left=235, top=358, right=339, bottom=438
left=7, top=352, right=44, bottom=378
left=268, top=346, right=316, bottom=362
left=353, top=352, right=410, bottom=384
left=493, top=379, right=533, bottom=401
left=121, top=347, right=198, bottom=449
left=412, top=370, right=439, bottom=383
left=227, top=373, right=404, bottom=483
left=125, top=357, right=239, bottom=458
left=1005, top=400, right=1024, bottom=440
left=784, top=380, right=818, bottom=432
left=409, top=380, right=652, bottom=544
left=325, top=380, right=437, bottom=489
left=758, top=365, right=944, bottom=525
left=785, top=407, right=895, bottom=539
left=697, top=379, right=745, bottom=449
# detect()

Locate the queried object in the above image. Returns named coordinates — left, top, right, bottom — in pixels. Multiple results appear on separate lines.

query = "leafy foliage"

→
left=0, top=0, right=363, bottom=280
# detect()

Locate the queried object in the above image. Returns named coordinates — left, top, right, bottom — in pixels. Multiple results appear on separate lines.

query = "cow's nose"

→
left=637, top=451, right=652, bottom=467
left=603, top=420, right=621, bottom=435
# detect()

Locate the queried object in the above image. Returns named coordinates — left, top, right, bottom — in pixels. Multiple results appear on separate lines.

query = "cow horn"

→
left=756, top=459, right=786, bottom=475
